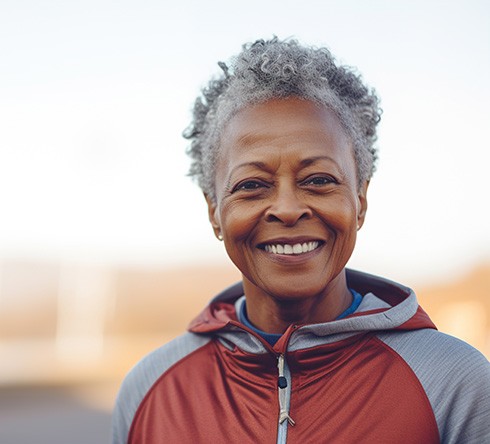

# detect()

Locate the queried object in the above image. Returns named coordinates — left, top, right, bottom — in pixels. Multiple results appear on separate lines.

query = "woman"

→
left=113, top=38, right=490, bottom=443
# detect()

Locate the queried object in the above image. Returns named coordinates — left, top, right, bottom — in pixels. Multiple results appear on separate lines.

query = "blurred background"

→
left=1, top=0, right=489, bottom=442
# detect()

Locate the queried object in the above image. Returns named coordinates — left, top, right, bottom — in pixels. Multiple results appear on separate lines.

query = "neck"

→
left=243, top=269, right=352, bottom=334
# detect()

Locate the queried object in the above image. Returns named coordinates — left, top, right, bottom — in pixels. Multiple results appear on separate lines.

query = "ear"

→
left=356, top=181, right=369, bottom=230
left=204, top=193, right=222, bottom=240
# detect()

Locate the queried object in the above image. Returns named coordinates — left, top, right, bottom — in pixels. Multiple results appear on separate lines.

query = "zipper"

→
left=277, top=354, right=295, bottom=426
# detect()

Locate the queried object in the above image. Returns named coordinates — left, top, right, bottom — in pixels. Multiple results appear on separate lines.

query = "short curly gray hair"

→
left=184, top=37, right=381, bottom=201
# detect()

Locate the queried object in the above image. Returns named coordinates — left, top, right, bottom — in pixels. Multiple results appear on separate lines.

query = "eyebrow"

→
left=224, top=161, right=267, bottom=191
left=228, top=161, right=268, bottom=177
left=299, top=155, right=339, bottom=167
left=229, top=156, right=338, bottom=175
left=301, top=156, right=346, bottom=180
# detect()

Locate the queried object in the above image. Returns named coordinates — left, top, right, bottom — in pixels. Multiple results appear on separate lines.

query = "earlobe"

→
left=204, top=193, right=222, bottom=240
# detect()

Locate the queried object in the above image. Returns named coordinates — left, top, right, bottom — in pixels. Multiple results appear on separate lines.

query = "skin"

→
left=206, top=97, right=368, bottom=334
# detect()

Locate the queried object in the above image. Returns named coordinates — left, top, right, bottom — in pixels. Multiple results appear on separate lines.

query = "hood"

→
left=188, top=269, right=436, bottom=353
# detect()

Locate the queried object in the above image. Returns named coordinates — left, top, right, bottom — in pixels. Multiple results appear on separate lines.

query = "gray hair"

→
left=184, top=37, right=381, bottom=201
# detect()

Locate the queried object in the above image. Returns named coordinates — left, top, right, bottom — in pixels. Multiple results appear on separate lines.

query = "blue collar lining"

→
left=239, top=289, right=363, bottom=346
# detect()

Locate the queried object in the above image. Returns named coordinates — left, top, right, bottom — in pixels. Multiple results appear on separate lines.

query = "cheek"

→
left=319, top=195, right=358, bottom=233
left=219, top=201, right=262, bottom=242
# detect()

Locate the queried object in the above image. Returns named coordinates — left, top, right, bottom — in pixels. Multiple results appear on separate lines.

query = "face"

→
left=206, top=98, right=368, bottom=302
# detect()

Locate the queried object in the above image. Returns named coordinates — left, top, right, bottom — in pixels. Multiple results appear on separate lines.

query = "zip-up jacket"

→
left=112, top=269, right=490, bottom=443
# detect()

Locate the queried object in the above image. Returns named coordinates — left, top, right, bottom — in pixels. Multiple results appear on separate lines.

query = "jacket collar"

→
left=188, top=269, right=436, bottom=354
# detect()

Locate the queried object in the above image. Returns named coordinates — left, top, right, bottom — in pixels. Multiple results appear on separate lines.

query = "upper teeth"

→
left=264, top=241, right=320, bottom=255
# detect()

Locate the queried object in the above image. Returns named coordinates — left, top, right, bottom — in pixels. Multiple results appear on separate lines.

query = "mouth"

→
left=258, top=240, right=322, bottom=256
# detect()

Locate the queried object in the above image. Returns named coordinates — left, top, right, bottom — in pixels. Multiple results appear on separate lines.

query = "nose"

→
left=265, top=186, right=312, bottom=226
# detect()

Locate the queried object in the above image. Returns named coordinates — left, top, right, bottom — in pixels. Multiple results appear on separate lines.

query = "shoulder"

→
left=377, top=328, right=489, bottom=377
left=377, top=329, right=490, bottom=443
left=119, top=332, right=212, bottom=395
left=112, top=332, right=212, bottom=444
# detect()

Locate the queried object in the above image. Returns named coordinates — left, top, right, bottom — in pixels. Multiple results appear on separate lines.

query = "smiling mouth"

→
left=260, top=241, right=321, bottom=255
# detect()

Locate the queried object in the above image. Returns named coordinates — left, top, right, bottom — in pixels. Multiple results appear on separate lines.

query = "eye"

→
left=232, top=179, right=267, bottom=193
left=302, top=175, right=337, bottom=187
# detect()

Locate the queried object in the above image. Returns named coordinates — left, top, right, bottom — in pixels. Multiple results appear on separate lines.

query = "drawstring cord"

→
left=277, top=354, right=295, bottom=426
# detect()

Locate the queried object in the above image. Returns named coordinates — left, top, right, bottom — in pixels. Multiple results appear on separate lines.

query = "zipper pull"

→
left=277, top=354, right=295, bottom=426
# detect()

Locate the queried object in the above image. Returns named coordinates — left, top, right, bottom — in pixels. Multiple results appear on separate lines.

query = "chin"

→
left=260, top=279, right=335, bottom=302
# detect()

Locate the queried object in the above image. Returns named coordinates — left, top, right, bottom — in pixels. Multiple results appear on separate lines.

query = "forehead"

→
left=218, top=98, right=355, bottom=171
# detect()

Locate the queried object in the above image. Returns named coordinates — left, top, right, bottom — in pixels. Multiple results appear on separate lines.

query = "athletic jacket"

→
left=112, top=269, right=490, bottom=443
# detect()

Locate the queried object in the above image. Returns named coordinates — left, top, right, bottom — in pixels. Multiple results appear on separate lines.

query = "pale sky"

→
left=1, top=0, right=489, bottom=284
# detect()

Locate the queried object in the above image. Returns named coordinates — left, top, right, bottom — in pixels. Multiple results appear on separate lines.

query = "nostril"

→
left=265, top=206, right=312, bottom=225
left=299, top=210, right=311, bottom=220
left=265, top=212, right=283, bottom=223
left=263, top=189, right=313, bottom=225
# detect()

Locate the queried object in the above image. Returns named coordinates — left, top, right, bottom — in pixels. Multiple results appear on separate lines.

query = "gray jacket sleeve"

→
left=378, top=329, right=490, bottom=444
left=111, top=333, right=211, bottom=444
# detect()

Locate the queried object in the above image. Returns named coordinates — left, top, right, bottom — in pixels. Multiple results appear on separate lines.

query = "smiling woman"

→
left=112, top=38, right=490, bottom=444
left=208, top=99, right=365, bottom=331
